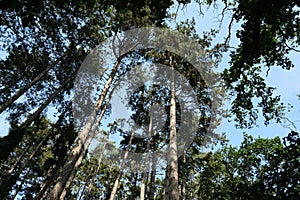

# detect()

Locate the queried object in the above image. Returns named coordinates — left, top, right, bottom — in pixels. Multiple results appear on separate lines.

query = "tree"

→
left=200, top=0, right=300, bottom=128
left=0, top=0, right=177, bottom=198
left=1, top=0, right=299, bottom=199
left=190, top=132, right=300, bottom=199
left=0, top=107, right=77, bottom=199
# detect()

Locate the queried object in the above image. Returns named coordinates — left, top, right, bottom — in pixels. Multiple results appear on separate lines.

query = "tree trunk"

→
left=0, top=47, right=73, bottom=114
left=165, top=55, right=179, bottom=200
left=34, top=163, right=58, bottom=200
left=35, top=176, right=52, bottom=200
left=0, top=78, right=72, bottom=165
left=140, top=109, right=153, bottom=200
left=181, top=150, right=187, bottom=200
left=0, top=75, right=23, bottom=96
left=0, top=94, right=71, bottom=199
left=32, top=104, right=72, bottom=200
left=21, top=76, right=72, bottom=129
left=109, top=131, right=135, bottom=200
left=59, top=88, right=115, bottom=200
left=46, top=58, right=120, bottom=200
left=140, top=171, right=148, bottom=200
left=8, top=103, right=71, bottom=174
left=85, top=142, right=107, bottom=198
left=149, top=119, right=158, bottom=200
left=148, top=154, right=157, bottom=200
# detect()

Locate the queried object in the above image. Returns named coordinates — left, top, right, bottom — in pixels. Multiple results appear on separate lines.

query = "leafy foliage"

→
left=0, top=0, right=299, bottom=199
left=187, top=132, right=300, bottom=199
left=204, top=0, right=300, bottom=127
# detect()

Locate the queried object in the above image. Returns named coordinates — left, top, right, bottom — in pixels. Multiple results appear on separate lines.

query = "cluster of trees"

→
left=0, top=0, right=299, bottom=199
left=67, top=131, right=300, bottom=199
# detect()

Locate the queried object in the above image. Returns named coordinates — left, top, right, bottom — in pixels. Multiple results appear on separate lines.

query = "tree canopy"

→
left=0, top=0, right=299, bottom=199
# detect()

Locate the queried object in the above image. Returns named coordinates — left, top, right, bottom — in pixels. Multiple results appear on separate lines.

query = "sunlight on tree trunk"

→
left=60, top=89, right=115, bottom=199
left=140, top=109, right=153, bottom=200
left=165, top=55, right=179, bottom=200
left=47, top=59, right=120, bottom=199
